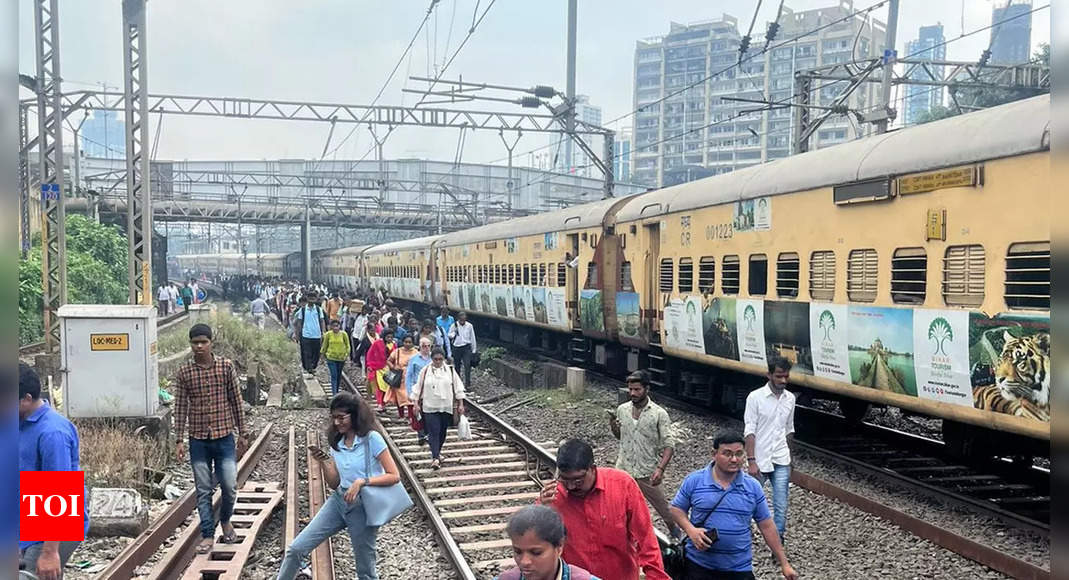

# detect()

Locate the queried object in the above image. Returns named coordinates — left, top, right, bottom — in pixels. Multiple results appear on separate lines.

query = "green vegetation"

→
left=159, top=323, right=194, bottom=357
left=479, top=346, right=507, bottom=362
left=19, top=215, right=128, bottom=345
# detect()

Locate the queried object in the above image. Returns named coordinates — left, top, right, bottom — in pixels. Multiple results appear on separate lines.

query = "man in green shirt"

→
left=609, top=370, right=680, bottom=539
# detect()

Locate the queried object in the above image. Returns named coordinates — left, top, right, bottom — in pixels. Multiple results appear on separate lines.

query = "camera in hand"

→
left=703, top=527, right=719, bottom=543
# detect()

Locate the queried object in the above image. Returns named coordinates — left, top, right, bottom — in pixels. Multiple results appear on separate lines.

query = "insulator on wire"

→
left=738, top=35, right=751, bottom=63
left=765, top=22, right=780, bottom=48
left=517, top=96, right=542, bottom=109
left=978, top=49, right=991, bottom=68
left=532, top=85, right=556, bottom=98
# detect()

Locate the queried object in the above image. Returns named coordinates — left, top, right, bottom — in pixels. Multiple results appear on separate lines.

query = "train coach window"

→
left=891, top=248, right=927, bottom=305
left=1005, top=242, right=1050, bottom=310
left=678, top=258, right=694, bottom=293
left=722, top=256, right=740, bottom=295
left=776, top=253, right=800, bottom=298
left=943, top=244, right=985, bottom=307
left=659, top=259, right=674, bottom=292
left=539, top=264, right=547, bottom=286
left=848, top=249, right=878, bottom=303
left=586, top=262, right=599, bottom=288
left=557, top=263, right=566, bottom=287
left=809, top=250, right=835, bottom=300
left=523, top=265, right=530, bottom=285
left=698, top=257, right=715, bottom=294
left=748, top=254, right=768, bottom=296
left=620, top=261, right=635, bottom=292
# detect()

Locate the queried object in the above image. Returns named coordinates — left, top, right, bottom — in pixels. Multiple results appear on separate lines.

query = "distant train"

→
left=178, top=96, right=1051, bottom=457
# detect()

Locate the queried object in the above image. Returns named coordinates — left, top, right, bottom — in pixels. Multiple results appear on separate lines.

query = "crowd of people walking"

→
left=98, top=271, right=801, bottom=580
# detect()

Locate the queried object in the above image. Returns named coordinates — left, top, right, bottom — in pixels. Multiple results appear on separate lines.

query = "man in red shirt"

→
left=539, top=439, right=670, bottom=580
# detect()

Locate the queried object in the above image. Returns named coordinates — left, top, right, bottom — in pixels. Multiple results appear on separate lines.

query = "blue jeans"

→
left=760, top=463, right=791, bottom=541
left=189, top=435, right=238, bottom=539
left=423, top=411, right=452, bottom=460
left=326, top=360, right=345, bottom=396
left=278, top=490, right=379, bottom=580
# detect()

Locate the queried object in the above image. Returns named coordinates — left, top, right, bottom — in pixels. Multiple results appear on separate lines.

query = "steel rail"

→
left=341, top=372, right=478, bottom=580
left=478, top=335, right=1049, bottom=577
left=96, top=422, right=274, bottom=580
left=305, top=428, right=336, bottom=580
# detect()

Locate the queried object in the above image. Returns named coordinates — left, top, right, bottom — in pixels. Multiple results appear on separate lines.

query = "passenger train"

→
left=177, top=95, right=1051, bottom=457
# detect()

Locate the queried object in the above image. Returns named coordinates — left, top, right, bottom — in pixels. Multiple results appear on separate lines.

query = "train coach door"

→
left=643, top=222, right=661, bottom=340
left=567, top=233, right=580, bottom=330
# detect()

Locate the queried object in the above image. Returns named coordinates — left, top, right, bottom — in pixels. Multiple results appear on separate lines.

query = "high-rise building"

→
left=545, top=95, right=603, bottom=177
left=613, top=127, right=632, bottom=183
left=81, top=109, right=126, bottom=159
left=989, top=1, right=1032, bottom=65
left=904, top=24, right=946, bottom=125
left=631, top=2, right=885, bottom=187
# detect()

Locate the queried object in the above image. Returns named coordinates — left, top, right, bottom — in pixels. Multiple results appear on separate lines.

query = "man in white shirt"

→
left=744, top=356, right=795, bottom=544
left=447, top=311, right=477, bottom=388
left=250, top=296, right=268, bottom=329
left=157, top=285, right=171, bottom=316
left=168, top=283, right=179, bottom=313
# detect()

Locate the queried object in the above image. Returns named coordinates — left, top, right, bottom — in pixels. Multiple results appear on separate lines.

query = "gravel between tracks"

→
left=467, top=351, right=1050, bottom=578
left=63, top=318, right=457, bottom=580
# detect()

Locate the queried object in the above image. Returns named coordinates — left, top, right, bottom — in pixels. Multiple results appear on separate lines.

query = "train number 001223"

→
left=705, top=223, right=734, bottom=240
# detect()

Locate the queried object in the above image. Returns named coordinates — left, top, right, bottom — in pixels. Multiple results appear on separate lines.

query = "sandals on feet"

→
left=431, top=459, right=441, bottom=470
left=221, top=529, right=238, bottom=544
left=196, top=538, right=213, bottom=554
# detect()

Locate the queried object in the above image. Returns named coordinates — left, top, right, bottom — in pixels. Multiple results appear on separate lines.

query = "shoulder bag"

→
left=359, top=436, right=413, bottom=526
left=663, top=484, right=736, bottom=578
left=410, top=368, right=426, bottom=432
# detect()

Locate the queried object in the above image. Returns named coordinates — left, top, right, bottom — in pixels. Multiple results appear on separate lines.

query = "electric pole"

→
left=875, top=0, right=899, bottom=134
left=565, top=0, right=577, bottom=173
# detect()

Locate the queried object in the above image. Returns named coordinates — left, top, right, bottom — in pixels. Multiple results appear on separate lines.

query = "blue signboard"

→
left=40, top=183, right=59, bottom=201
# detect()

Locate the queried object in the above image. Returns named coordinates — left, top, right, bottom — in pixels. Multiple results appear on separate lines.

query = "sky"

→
left=17, top=0, right=1051, bottom=168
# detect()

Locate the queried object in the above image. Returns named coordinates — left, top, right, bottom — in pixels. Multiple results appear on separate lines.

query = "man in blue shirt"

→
left=436, top=306, right=455, bottom=341
left=669, top=431, right=797, bottom=580
left=295, top=292, right=326, bottom=374
left=19, top=363, right=88, bottom=579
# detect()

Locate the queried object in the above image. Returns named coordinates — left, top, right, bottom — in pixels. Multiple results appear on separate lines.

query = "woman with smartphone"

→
left=277, top=393, right=401, bottom=580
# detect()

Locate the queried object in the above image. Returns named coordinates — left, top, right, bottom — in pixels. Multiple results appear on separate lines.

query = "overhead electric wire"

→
left=483, top=0, right=888, bottom=167
left=413, top=0, right=498, bottom=108
left=318, top=0, right=441, bottom=163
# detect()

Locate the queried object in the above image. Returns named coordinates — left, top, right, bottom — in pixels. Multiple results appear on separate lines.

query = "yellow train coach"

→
left=394, top=96, right=1050, bottom=451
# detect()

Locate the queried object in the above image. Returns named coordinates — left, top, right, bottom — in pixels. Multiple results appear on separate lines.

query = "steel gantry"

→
left=122, top=0, right=152, bottom=305
left=791, top=58, right=1050, bottom=153
left=32, top=0, right=67, bottom=352
left=26, top=90, right=610, bottom=135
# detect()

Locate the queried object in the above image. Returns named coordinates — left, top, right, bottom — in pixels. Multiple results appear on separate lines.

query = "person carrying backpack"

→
left=295, top=293, right=326, bottom=375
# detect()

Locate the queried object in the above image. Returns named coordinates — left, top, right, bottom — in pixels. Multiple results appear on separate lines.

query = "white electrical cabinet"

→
left=59, top=305, right=159, bottom=418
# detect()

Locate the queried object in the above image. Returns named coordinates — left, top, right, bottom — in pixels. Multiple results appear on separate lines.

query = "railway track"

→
left=343, top=372, right=572, bottom=580
left=95, top=423, right=276, bottom=580
left=793, top=406, right=1049, bottom=536
left=478, top=337, right=1050, bottom=579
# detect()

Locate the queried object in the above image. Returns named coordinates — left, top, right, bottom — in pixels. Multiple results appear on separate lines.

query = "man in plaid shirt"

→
left=174, top=323, right=249, bottom=555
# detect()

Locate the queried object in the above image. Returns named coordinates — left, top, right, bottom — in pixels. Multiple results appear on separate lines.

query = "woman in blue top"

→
left=277, top=393, right=400, bottom=580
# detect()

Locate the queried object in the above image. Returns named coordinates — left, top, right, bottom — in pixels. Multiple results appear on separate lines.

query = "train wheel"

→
left=840, top=399, right=870, bottom=425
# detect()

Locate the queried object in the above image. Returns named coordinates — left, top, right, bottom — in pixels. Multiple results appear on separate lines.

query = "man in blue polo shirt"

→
left=19, top=363, right=88, bottom=579
left=669, top=431, right=797, bottom=580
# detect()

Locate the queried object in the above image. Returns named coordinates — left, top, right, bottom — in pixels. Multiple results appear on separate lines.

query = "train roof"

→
left=440, top=196, right=621, bottom=246
left=616, top=94, right=1051, bottom=223
left=365, top=235, right=443, bottom=254
left=319, top=246, right=373, bottom=257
